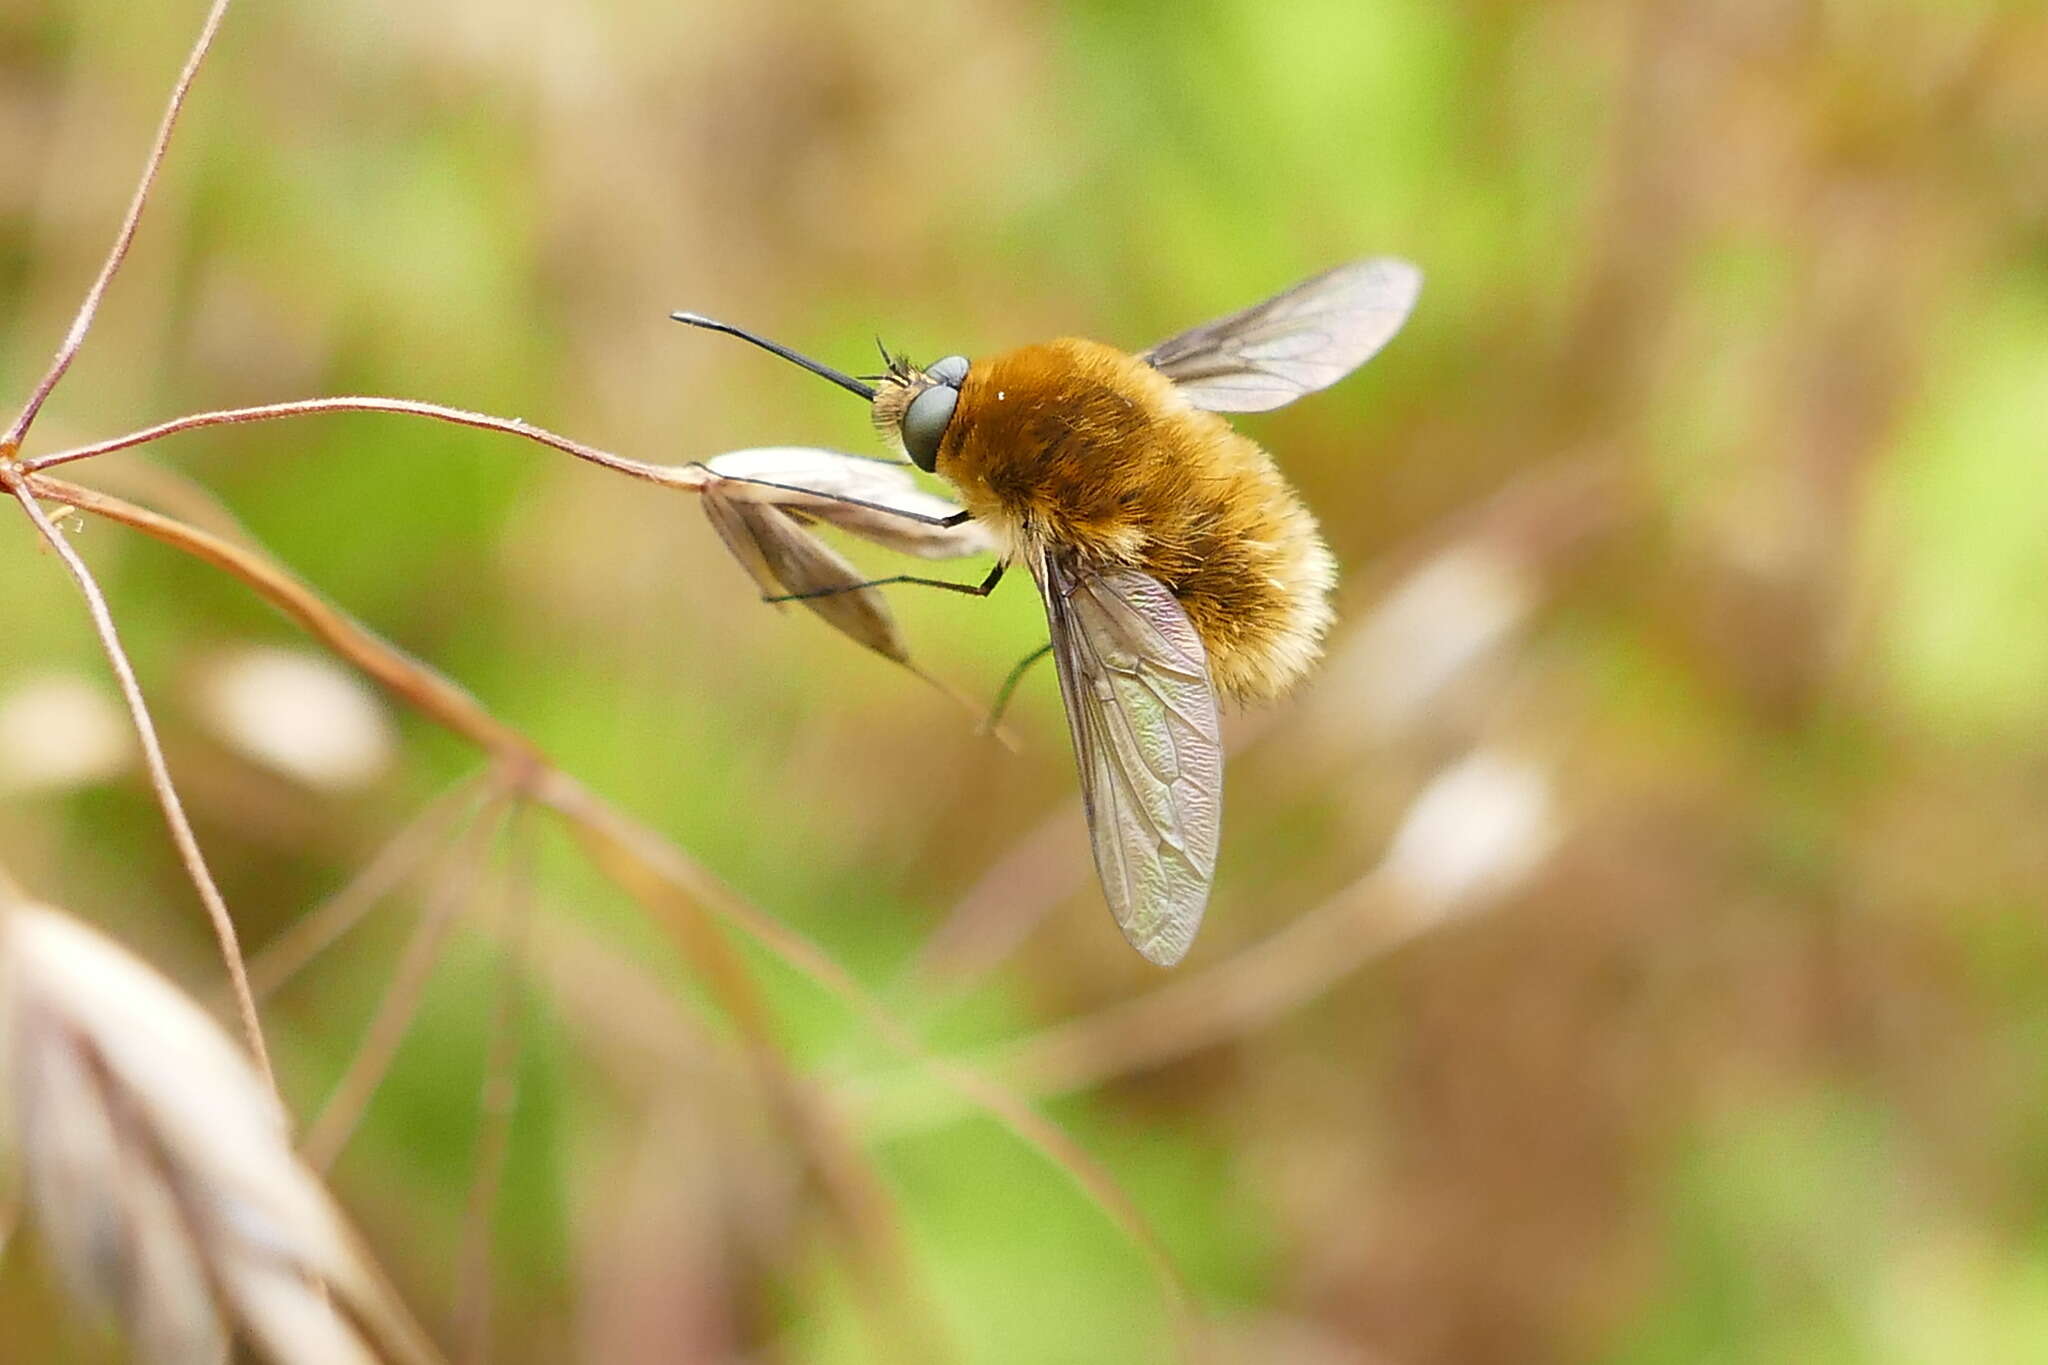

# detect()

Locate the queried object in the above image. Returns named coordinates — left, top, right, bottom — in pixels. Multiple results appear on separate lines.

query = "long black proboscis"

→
left=670, top=312, right=877, bottom=402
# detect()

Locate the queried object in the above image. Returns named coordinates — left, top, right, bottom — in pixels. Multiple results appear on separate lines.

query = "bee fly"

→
left=675, top=259, right=1421, bottom=964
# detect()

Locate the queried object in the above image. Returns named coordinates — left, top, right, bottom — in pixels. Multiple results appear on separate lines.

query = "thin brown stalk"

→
left=3, top=0, right=234, bottom=451
left=302, top=800, right=507, bottom=1174
left=65, top=452, right=267, bottom=545
left=245, top=774, right=494, bottom=1001
left=20, top=399, right=707, bottom=490
left=6, top=482, right=275, bottom=1094
left=454, top=807, right=535, bottom=1365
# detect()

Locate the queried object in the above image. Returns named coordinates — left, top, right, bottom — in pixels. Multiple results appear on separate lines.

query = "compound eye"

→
left=926, top=354, right=969, bottom=387
left=902, top=383, right=959, bottom=473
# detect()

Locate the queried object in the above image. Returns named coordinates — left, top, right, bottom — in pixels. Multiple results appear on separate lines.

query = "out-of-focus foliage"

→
left=2, top=0, right=2046, bottom=1361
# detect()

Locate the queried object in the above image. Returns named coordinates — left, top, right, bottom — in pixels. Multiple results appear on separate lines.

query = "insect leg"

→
left=764, top=561, right=1005, bottom=604
left=689, top=465, right=975, bottom=528
left=984, top=640, right=1055, bottom=732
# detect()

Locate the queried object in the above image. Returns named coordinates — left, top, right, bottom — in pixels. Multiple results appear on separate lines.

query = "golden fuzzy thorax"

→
left=878, top=337, right=1336, bottom=703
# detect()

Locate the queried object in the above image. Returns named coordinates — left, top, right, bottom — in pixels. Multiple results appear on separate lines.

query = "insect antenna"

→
left=670, top=312, right=877, bottom=402
left=867, top=334, right=919, bottom=383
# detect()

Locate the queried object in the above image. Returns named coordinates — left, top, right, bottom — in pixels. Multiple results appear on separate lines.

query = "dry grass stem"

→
left=571, top=1098, right=749, bottom=1364
left=34, top=422, right=1001, bottom=719
left=454, top=809, right=535, bottom=1365
left=6, top=483, right=275, bottom=1094
left=2, top=0, right=234, bottom=449
left=1, top=902, right=444, bottom=1365
left=245, top=776, right=495, bottom=1002
left=21, top=399, right=701, bottom=491
left=303, top=801, right=509, bottom=1174
left=53, top=453, right=265, bottom=544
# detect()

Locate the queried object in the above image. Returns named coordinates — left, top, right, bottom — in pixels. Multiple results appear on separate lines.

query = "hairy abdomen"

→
left=936, top=338, right=1336, bottom=702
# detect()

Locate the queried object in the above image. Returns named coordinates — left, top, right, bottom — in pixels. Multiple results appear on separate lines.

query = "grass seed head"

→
left=0, top=903, right=444, bottom=1365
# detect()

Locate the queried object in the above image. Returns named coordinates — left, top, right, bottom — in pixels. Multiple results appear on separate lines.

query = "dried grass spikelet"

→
left=699, top=447, right=992, bottom=668
left=697, top=447, right=1012, bottom=738
left=0, top=672, right=133, bottom=795
left=1379, top=750, right=1557, bottom=922
left=0, top=902, right=445, bottom=1365
left=194, top=647, right=397, bottom=793
left=699, top=446, right=993, bottom=561
left=1325, top=542, right=1538, bottom=742
left=702, top=484, right=917, bottom=667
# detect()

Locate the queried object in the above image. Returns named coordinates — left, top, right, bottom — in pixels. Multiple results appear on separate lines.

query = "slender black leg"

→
left=765, top=561, right=1005, bottom=604
left=985, top=641, right=1054, bottom=732
left=691, top=464, right=977, bottom=529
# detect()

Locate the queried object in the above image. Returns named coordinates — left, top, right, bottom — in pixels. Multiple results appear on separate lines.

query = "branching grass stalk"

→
left=245, top=775, right=496, bottom=1002
left=454, top=806, right=535, bottom=1365
left=21, top=398, right=708, bottom=489
left=3, top=0, right=235, bottom=449
left=303, top=798, right=510, bottom=1173
left=6, top=480, right=275, bottom=1093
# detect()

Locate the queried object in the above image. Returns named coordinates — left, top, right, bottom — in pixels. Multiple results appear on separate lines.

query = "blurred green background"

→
left=4, top=0, right=2048, bottom=1361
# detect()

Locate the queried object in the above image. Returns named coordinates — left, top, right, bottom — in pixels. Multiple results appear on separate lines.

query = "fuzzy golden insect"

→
left=675, top=259, right=1422, bottom=964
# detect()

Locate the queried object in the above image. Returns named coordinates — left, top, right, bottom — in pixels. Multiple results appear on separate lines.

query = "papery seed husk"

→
left=702, top=447, right=992, bottom=559
left=701, top=487, right=911, bottom=665
left=2, top=904, right=447, bottom=1365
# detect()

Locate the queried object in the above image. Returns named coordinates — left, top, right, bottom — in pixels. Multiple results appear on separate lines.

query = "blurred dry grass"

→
left=3, top=0, right=2048, bottom=1361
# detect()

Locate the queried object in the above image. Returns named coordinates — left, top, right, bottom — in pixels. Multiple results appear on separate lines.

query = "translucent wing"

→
left=1139, top=257, right=1422, bottom=412
left=1032, top=550, right=1222, bottom=965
